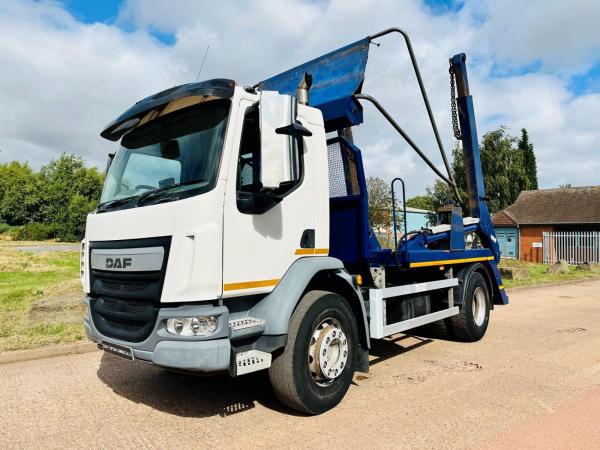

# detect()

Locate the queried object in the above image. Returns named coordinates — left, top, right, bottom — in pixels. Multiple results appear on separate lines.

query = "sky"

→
left=0, top=0, right=599, bottom=198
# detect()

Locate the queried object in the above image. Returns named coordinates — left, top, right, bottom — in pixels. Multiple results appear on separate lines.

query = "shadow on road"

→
left=96, top=353, right=294, bottom=418
left=369, top=334, right=433, bottom=366
left=97, top=327, right=443, bottom=417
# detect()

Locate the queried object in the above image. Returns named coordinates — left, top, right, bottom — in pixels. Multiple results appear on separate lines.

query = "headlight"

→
left=166, top=316, right=218, bottom=336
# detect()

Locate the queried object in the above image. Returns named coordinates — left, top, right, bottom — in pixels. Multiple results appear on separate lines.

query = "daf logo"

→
left=105, top=257, right=132, bottom=269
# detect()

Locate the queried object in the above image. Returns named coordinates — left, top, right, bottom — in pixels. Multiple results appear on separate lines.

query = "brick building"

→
left=492, top=186, right=600, bottom=262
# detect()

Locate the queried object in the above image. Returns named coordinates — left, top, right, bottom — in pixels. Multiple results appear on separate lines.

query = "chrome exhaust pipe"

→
left=296, top=72, right=313, bottom=105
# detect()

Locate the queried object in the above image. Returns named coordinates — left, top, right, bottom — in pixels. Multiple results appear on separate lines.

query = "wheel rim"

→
left=308, top=318, right=349, bottom=386
left=472, top=286, right=487, bottom=327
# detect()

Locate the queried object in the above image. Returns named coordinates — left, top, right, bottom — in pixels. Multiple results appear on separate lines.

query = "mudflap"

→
left=489, top=261, right=509, bottom=305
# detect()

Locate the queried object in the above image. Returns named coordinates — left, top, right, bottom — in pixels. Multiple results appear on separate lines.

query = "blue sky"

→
left=62, top=0, right=121, bottom=24
left=62, top=0, right=177, bottom=44
left=1, top=0, right=599, bottom=196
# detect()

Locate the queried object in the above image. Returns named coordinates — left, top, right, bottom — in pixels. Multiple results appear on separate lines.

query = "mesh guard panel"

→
left=327, top=138, right=360, bottom=198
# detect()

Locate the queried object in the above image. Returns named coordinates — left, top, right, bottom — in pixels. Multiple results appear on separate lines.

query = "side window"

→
left=236, top=104, right=304, bottom=197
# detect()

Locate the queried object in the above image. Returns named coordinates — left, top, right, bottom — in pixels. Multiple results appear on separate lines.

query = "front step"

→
left=235, top=349, right=272, bottom=376
left=369, top=278, right=459, bottom=339
left=229, top=317, right=266, bottom=340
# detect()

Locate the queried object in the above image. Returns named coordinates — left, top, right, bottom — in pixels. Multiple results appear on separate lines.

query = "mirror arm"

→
left=275, top=121, right=312, bottom=137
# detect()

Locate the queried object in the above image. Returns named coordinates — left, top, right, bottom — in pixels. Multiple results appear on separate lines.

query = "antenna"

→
left=195, top=45, right=210, bottom=82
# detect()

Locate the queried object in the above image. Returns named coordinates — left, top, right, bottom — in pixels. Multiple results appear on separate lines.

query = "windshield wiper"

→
left=97, top=195, right=139, bottom=212
left=136, top=179, right=206, bottom=206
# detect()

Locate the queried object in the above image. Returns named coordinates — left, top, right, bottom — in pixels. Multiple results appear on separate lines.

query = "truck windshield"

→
left=99, top=99, right=230, bottom=211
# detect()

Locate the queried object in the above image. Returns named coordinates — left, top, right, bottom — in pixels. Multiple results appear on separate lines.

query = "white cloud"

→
left=0, top=0, right=599, bottom=199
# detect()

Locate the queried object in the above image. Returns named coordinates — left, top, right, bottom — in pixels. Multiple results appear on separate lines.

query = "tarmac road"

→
left=1, top=280, right=599, bottom=449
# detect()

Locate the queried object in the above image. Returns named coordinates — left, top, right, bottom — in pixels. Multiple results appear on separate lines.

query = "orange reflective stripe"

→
left=223, top=278, right=280, bottom=291
left=409, top=256, right=494, bottom=268
left=295, top=248, right=329, bottom=255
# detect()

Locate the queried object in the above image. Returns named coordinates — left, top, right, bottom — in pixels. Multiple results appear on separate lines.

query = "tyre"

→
left=445, top=270, right=490, bottom=342
left=268, top=290, right=358, bottom=415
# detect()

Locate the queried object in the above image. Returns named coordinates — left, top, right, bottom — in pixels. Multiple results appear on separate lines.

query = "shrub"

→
left=12, top=223, right=57, bottom=241
left=52, top=195, right=96, bottom=242
left=0, top=223, right=14, bottom=235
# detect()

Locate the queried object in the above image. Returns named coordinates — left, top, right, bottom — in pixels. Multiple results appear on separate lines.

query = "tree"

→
left=518, top=128, right=538, bottom=190
left=406, top=195, right=434, bottom=211
left=0, top=153, right=104, bottom=241
left=39, top=153, right=104, bottom=229
left=366, top=176, right=392, bottom=230
left=0, top=162, right=43, bottom=225
left=425, top=180, right=454, bottom=222
left=428, top=127, right=531, bottom=214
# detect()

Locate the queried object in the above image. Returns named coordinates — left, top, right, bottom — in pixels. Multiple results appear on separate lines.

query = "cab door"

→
left=221, top=99, right=319, bottom=297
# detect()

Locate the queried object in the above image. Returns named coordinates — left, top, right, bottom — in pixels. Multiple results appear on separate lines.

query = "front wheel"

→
left=445, top=270, right=490, bottom=341
left=268, top=290, right=358, bottom=415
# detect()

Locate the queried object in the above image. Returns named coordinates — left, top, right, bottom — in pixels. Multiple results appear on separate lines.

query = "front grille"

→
left=90, top=270, right=162, bottom=302
left=88, top=236, right=171, bottom=342
left=102, top=279, right=148, bottom=293
left=103, top=298, right=146, bottom=314
left=91, top=297, right=157, bottom=342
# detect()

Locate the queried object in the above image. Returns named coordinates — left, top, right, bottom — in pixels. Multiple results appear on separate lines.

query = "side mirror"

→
left=237, top=190, right=281, bottom=215
left=259, top=91, right=295, bottom=189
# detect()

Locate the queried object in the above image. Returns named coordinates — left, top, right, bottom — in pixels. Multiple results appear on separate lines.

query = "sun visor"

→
left=100, top=78, right=236, bottom=141
left=257, top=38, right=370, bottom=131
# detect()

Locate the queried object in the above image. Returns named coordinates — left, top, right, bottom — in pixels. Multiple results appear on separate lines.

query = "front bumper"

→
left=84, top=296, right=231, bottom=372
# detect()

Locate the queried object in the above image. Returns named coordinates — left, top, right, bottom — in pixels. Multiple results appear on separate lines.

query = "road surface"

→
left=1, top=280, right=599, bottom=449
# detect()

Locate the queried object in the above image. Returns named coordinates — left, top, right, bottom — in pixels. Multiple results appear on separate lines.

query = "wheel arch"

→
left=304, top=269, right=370, bottom=351
left=250, top=257, right=345, bottom=336
left=249, top=257, right=370, bottom=372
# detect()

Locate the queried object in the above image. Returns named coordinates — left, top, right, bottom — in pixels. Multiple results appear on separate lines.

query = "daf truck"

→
left=82, top=28, right=508, bottom=414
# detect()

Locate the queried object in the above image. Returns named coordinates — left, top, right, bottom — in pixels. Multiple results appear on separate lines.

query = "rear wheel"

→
left=446, top=270, right=490, bottom=341
left=268, top=290, right=358, bottom=415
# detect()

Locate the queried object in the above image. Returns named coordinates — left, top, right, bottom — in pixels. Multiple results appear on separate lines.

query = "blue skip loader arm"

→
left=450, top=53, right=508, bottom=304
left=258, top=28, right=507, bottom=304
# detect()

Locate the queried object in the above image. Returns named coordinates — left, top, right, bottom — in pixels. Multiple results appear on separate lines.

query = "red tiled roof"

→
left=494, top=186, right=600, bottom=225
left=492, top=210, right=518, bottom=226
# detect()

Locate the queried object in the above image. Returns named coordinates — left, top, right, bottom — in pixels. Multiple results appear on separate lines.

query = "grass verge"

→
left=499, top=259, right=600, bottom=289
left=0, top=246, right=83, bottom=352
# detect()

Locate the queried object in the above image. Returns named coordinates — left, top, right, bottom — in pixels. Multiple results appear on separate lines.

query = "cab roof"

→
left=100, top=78, right=236, bottom=141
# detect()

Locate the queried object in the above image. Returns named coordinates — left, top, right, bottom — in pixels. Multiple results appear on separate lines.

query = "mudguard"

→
left=249, top=257, right=369, bottom=349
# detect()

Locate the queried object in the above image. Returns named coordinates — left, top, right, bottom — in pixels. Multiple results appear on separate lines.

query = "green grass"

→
left=0, top=247, right=83, bottom=352
left=500, top=260, right=600, bottom=289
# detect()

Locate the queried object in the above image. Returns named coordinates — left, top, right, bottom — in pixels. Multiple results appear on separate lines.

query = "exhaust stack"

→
left=296, top=73, right=313, bottom=105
